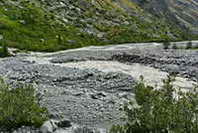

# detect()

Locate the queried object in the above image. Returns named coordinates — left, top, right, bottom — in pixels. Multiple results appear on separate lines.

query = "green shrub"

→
left=0, top=40, right=9, bottom=57
left=0, top=79, right=49, bottom=130
left=110, top=76, right=198, bottom=133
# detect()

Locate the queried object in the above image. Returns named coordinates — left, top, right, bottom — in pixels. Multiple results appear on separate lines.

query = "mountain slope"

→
left=40, top=0, right=186, bottom=41
left=133, top=0, right=198, bottom=36
left=0, top=0, right=193, bottom=52
left=0, top=0, right=101, bottom=51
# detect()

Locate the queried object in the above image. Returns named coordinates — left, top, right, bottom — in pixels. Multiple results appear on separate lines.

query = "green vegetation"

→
left=90, top=0, right=186, bottom=44
left=0, top=78, right=48, bottom=130
left=0, top=0, right=102, bottom=52
left=0, top=0, right=193, bottom=52
left=110, top=76, right=198, bottom=133
left=0, top=40, right=9, bottom=57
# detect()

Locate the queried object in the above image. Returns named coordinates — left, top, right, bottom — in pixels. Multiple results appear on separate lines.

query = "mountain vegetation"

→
left=0, top=0, right=195, bottom=52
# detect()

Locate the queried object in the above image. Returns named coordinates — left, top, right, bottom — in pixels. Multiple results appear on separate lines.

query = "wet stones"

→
left=90, top=92, right=106, bottom=100
left=111, top=53, right=157, bottom=64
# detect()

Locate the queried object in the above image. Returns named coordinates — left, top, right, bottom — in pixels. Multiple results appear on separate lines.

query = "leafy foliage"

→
left=110, top=76, right=198, bottom=133
left=0, top=79, right=48, bottom=130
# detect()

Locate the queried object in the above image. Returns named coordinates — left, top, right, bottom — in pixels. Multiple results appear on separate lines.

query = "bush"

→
left=163, top=41, right=171, bottom=49
left=0, top=41, right=9, bottom=57
left=0, top=79, right=48, bottom=130
left=110, top=76, right=198, bottom=133
left=186, top=41, right=192, bottom=49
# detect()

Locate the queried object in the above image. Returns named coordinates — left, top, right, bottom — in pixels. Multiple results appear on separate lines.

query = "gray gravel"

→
left=0, top=42, right=198, bottom=132
left=0, top=57, right=135, bottom=133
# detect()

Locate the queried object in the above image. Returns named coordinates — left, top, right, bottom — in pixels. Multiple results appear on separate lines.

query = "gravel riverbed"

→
left=0, top=42, right=198, bottom=132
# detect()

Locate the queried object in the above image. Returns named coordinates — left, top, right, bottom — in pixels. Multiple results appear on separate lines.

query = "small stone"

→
left=97, top=33, right=104, bottom=38
left=19, top=20, right=26, bottom=25
left=40, top=120, right=58, bottom=133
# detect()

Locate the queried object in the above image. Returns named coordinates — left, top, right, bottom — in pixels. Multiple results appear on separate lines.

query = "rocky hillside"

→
left=133, top=0, right=198, bottom=36
left=39, top=0, right=186, bottom=42
left=0, top=0, right=191, bottom=52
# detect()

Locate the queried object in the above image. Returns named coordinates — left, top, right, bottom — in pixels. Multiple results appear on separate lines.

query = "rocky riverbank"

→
left=0, top=42, right=198, bottom=132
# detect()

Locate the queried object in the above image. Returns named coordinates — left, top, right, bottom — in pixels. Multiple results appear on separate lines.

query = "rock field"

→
left=0, top=41, right=198, bottom=133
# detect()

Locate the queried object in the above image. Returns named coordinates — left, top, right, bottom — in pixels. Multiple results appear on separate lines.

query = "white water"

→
left=24, top=41, right=198, bottom=90
left=25, top=56, right=196, bottom=90
left=60, top=61, right=196, bottom=90
left=24, top=40, right=198, bottom=57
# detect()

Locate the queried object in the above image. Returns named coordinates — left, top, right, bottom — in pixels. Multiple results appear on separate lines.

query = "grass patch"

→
left=0, top=78, right=48, bottom=130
